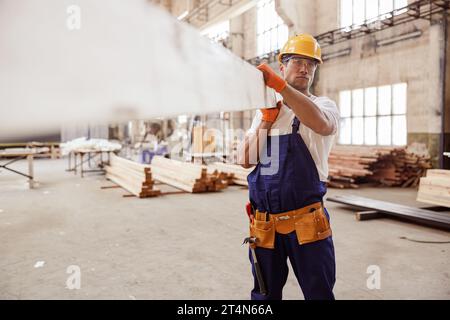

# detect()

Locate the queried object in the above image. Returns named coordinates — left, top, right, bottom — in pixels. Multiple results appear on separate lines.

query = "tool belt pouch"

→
left=294, top=206, right=332, bottom=245
left=249, top=219, right=275, bottom=249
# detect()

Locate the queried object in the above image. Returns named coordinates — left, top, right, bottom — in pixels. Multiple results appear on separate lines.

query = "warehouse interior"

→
left=1, top=0, right=450, bottom=300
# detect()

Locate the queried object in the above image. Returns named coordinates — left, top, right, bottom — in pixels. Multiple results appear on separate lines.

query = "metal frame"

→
left=0, top=153, right=35, bottom=188
left=66, top=150, right=113, bottom=178
left=248, top=0, right=450, bottom=65
left=183, top=0, right=234, bottom=23
left=338, top=84, right=408, bottom=146
left=0, top=156, right=32, bottom=179
left=317, top=0, right=450, bottom=47
left=255, top=0, right=288, bottom=57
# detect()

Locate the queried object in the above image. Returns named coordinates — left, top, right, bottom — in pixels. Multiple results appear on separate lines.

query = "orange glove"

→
left=257, top=63, right=287, bottom=93
left=261, top=104, right=281, bottom=123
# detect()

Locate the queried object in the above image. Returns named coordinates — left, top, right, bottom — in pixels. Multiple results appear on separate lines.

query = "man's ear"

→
left=279, top=63, right=285, bottom=78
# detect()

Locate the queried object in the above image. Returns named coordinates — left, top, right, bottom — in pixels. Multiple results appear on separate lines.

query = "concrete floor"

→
left=0, top=158, right=449, bottom=300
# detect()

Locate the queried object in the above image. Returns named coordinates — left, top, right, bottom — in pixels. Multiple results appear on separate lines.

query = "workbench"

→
left=0, top=142, right=60, bottom=159
left=0, top=149, right=40, bottom=188
left=67, top=149, right=115, bottom=178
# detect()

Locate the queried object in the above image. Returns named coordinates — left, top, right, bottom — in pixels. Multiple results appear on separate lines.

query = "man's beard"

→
left=288, top=79, right=309, bottom=93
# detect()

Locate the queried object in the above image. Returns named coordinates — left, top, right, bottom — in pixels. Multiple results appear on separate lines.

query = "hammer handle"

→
left=251, top=248, right=267, bottom=295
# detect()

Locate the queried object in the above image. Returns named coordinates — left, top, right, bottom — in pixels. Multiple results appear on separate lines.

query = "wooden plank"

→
left=0, top=0, right=276, bottom=139
left=106, top=172, right=143, bottom=197
left=426, top=169, right=450, bottom=179
left=327, top=195, right=450, bottom=230
left=151, top=156, right=206, bottom=177
left=355, top=210, right=385, bottom=221
left=149, top=156, right=225, bottom=193
left=27, top=154, right=34, bottom=189
left=110, top=154, right=150, bottom=173
left=105, top=166, right=149, bottom=188
left=417, top=172, right=450, bottom=208
left=417, top=193, right=450, bottom=208
left=0, top=151, right=42, bottom=157
left=208, top=162, right=252, bottom=183
left=105, top=155, right=160, bottom=198
left=151, top=173, right=197, bottom=193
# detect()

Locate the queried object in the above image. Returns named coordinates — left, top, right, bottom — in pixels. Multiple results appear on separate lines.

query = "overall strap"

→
left=291, top=116, right=300, bottom=134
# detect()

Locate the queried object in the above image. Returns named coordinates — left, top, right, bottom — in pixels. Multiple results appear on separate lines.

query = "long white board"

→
left=0, top=0, right=275, bottom=138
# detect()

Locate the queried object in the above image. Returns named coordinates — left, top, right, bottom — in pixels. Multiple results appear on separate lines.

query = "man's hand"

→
left=257, top=63, right=287, bottom=93
left=261, top=104, right=281, bottom=123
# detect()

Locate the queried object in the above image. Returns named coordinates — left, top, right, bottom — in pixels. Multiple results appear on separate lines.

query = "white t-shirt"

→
left=246, top=95, right=340, bottom=182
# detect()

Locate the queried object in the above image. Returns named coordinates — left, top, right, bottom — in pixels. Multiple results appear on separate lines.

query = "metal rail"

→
left=248, top=0, right=450, bottom=65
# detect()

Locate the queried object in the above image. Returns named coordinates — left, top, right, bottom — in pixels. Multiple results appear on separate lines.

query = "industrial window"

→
left=257, top=0, right=288, bottom=56
left=202, top=20, right=230, bottom=43
left=340, top=0, right=408, bottom=28
left=338, top=83, right=407, bottom=146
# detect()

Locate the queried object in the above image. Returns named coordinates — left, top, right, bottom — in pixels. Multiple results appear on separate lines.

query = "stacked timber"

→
left=417, top=169, right=450, bottom=207
left=150, top=156, right=226, bottom=192
left=328, top=146, right=377, bottom=188
left=204, top=166, right=234, bottom=188
left=328, top=146, right=432, bottom=188
left=207, top=162, right=253, bottom=186
left=369, top=148, right=432, bottom=187
left=105, top=154, right=161, bottom=198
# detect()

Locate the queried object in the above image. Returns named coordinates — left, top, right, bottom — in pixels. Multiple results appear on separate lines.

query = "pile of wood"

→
left=417, top=169, right=450, bottom=208
left=105, top=154, right=161, bottom=198
left=207, top=162, right=253, bottom=186
left=150, top=156, right=226, bottom=192
left=205, top=166, right=235, bottom=187
left=328, top=146, right=432, bottom=188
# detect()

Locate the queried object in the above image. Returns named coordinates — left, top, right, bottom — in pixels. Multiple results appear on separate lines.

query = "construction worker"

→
left=238, top=34, right=339, bottom=300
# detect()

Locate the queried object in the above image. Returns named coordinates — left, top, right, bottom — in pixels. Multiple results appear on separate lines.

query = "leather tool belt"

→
left=249, top=202, right=332, bottom=249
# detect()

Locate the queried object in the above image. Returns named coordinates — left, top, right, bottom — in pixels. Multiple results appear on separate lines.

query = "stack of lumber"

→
left=150, top=156, right=226, bottom=192
left=417, top=169, right=450, bottom=208
left=105, top=154, right=161, bottom=198
left=328, top=146, right=432, bottom=188
left=204, top=166, right=234, bottom=187
left=328, top=147, right=378, bottom=188
left=369, top=148, right=432, bottom=187
left=207, top=162, right=253, bottom=186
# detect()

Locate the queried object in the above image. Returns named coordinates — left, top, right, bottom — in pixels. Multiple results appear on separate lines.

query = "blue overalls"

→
left=247, top=116, right=336, bottom=300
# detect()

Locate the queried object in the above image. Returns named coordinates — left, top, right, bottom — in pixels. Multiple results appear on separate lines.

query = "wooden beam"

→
left=328, top=195, right=450, bottom=230
left=355, top=210, right=385, bottom=221
left=0, top=0, right=276, bottom=139
left=417, top=169, right=450, bottom=208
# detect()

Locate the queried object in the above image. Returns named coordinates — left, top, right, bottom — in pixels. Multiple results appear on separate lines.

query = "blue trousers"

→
left=249, top=231, right=336, bottom=300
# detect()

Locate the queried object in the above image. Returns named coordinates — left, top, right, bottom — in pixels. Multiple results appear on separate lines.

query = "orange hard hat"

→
left=278, top=33, right=322, bottom=64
